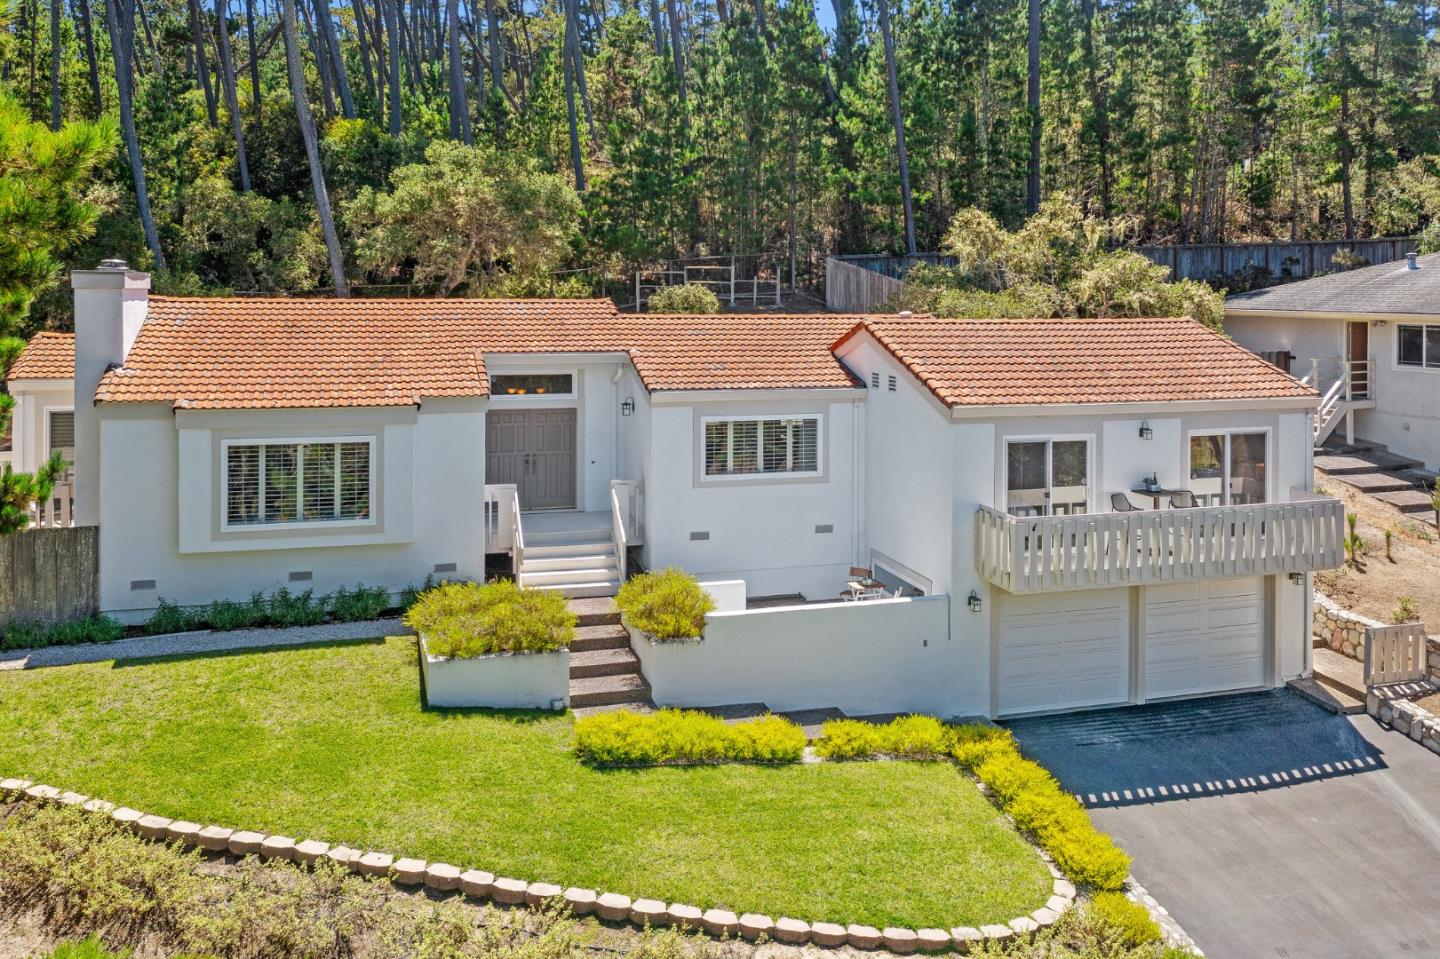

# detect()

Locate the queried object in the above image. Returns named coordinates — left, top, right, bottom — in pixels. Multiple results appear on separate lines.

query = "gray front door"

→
left=486, top=409, right=576, bottom=509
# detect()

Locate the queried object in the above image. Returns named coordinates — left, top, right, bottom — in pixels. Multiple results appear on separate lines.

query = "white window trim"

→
left=220, top=436, right=378, bottom=532
left=488, top=370, right=578, bottom=401
left=699, top=414, right=824, bottom=482
left=1394, top=323, right=1440, bottom=372
left=999, top=433, right=1096, bottom=515
left=1184, top=427, right=1272, bottom=506
left=44, top=406, right=74, bottom=461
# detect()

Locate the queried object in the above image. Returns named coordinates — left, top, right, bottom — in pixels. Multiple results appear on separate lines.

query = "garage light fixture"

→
left=1139, top=421, right=1154, bottom=440
left=621, top=396, right=635, bottom=416
left=967, top=590, right=982, bottom=613
left=1288, top=572, right=1305, bottom=585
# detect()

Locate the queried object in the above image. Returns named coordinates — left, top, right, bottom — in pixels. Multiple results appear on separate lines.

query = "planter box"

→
left=419, top=636, right=569, bottom=710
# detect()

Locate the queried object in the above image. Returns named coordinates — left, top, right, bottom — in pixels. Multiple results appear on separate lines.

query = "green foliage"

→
left=204, top=593, right=268, bottom=631
left=1088, top=892, right=1163, bottom=947
left=573, top=708, right=806, bottom=765
left=615, top=568, right=715, bottom=640
left=330, top=584, right=393, bottom=622
left=264, top=588, right=329, bottom=628
left=0, top=450, right=67, bottom=534
left=1393, top=596, right=1421, bottom=624
left=953, top=724, right=1132, bottom=891
left=646, top=283, right=722, bottom=314
left=1, top=614, right=125, bottom=650
left=1345, top=512, right=1366, bottom=567
left=815, top=715, right=950, bottom=760
left=405, top=580, right=576, bottom=657
left=143, top=599, right=202, bottom=636
left=41, top=938, right=134, bottom=959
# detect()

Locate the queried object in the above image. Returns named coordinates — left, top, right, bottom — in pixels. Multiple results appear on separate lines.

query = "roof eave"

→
left=948, top=395, right=1321, bottom=419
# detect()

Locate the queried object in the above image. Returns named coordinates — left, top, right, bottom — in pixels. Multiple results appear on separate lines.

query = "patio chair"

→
left=1168, top=490, right=1198, bottom=508
left=1111, top=493, right=1141, bottom=512
left=848, top=566, right=873, bottom=580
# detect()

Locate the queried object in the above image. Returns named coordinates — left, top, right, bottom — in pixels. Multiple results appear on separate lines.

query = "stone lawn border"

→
left=1367, top=685, right=1440, bottom=757
left=0, top=776, right=1078, bottom=953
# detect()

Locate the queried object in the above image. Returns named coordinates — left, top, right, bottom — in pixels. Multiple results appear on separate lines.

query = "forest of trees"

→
left=3, top=0, right=1440, bottom=327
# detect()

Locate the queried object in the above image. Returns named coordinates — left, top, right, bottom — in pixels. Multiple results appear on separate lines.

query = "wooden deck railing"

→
left=976, top=494, right=1345, bottom=594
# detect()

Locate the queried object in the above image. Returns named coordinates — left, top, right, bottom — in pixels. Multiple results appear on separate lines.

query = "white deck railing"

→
left=976, top=493, right=1345, bottom=594
left=610, top=479, right=643, bottom=546
left=1365, top=623, right=1428, bottom=686
left=29, top=482, right=74, bottom=528
left=482, top=483, right=519, bottom=553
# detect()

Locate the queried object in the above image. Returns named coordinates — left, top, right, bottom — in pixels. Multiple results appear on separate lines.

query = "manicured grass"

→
left=0, top=637, right=1051, bottom=928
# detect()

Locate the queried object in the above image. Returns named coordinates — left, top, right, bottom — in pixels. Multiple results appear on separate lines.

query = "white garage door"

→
left=997, top=590, right=1130, bottom=716
left=1144, top=577, right=1264, bottom=700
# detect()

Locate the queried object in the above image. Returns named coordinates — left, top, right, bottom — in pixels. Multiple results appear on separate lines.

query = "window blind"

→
left=704, top=417, right=819, bottom=476
left=226, top=440, right=372, bottom=526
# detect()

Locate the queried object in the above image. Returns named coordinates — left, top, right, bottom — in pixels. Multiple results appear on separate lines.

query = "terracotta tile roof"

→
left=838, top=317, right=1317, bottom=407
left=94, top=298, right=866, bottom=408
left=6, top=332, right=74, bottom=381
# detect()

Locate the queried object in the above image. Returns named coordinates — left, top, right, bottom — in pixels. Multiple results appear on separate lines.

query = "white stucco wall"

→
left=97, top=401, right=489, bottom=621
left=1354, top=319, right=1440, bottom=469
left=631, top=595, right=956, bottom=715
left=641, top=393, right=864, bottom=599
left=1225, top=312, right=1346, bottom=389
left=8, top=379, right=74, bottom=473
left=420, top=640, right=569, bottom=709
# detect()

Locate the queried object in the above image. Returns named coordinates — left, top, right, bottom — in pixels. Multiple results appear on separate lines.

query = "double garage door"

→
left=995, top=578, right=1265, bottom=716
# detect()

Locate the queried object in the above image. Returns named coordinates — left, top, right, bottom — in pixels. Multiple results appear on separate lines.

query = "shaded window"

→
left=491, top=374, right=573, bottom=396
left=1399, top=326, right=1425, bottom=366
left=1007, top=439, right=1088, bottom=516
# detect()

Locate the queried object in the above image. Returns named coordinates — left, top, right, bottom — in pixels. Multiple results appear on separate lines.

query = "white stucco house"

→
left=6, top=260, right=1346, bottom=718
left=1225, top=251, right=1440, bottom=464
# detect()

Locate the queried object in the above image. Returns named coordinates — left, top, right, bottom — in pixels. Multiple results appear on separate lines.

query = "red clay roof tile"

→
left=6, top=332, right=74, bottom=381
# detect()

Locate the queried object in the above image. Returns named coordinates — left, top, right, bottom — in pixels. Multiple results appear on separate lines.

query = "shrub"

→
left=265, top=588, right=329, bottom=628
left=815, top=715, right=951, bottom=760
left=1, top=614, right=125, bottom=651
left=145, top=599, right=202, bottom=636
left=205, top=593, right=267, bottom=631
left=615, top=568, right=715, bottom=640
left=647, top=283, right=721, bottom=314
left=330, top=584, right=392, bottom=622
left=1088, top=891, right=1162, bottom=946
left=954, top=725, right=1132, bottom=891
left=1393, top=595, right=1421, bottom=624
left=41, top=939, right=133, bottom=959
left=574, top=708, right=805, bottom=765
left=406, top=579, right=576, bottom=657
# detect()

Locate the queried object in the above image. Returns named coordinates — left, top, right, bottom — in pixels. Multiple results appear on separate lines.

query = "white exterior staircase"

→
left=516, top=521, right=622, bottom=598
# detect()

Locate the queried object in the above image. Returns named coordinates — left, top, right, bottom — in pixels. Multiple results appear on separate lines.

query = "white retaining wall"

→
left=631, top=594, right=956, bottom=716
left=419, top=638, right=570, bottom=709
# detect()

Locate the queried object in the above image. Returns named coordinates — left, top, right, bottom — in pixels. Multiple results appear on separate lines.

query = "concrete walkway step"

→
left=1288, top=677, right=1365, bottom=715
left=569, top=646, right=640, bottom=679
left=570, top=672, right=652, bottom=709
left=571, top=700, right=656, bottom=719
left=1313, top=647, right=1367, bottom=701
left=570, top=623, right=629, bottom=652
left=568, top=597, right=621, bottom=628
left=1333, top=471, right=1422, bottom=494
left=1316, top=450, right=1425, bottom=475
left=1372, top=488, right=1436, bottom=514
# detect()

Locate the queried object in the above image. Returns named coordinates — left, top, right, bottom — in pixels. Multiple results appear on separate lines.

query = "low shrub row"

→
left=405, top=580, right=576, bottom=657
left=950, top=725, right=1133, bottom=891
left=615, top=568, right=714, bottom=640
left=814, top=715, right=951, bottom=760
left=145, top=583, right=402, bottom=636
left=573, top=708, right=807, bottom=765
left=0, top=615, right=125, bottom=651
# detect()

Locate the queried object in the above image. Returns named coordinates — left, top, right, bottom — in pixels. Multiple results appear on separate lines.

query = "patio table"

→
left=1129, top=486, right=1187, bottom=509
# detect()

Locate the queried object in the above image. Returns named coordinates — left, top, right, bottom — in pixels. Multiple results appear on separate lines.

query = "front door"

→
left=1347, top=321, right=1370, bottom=398
left=486, top=409, right=577, bottom=509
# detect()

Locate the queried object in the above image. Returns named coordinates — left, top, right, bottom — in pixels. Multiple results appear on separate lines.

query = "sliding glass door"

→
left=1006, top=439, right=1090, bottom=516
left=1188, top=432, right=1267, bottom=506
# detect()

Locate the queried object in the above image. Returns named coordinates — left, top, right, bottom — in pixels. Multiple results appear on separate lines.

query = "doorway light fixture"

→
left=621, top=396, right=635, bottom=417
left=967, top=590, right=983, bottom=613
left=1139, top=421, right=1154, bottom=440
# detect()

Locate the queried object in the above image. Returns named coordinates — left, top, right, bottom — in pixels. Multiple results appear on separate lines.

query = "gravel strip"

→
left=0, top=619, right=410, bottom=671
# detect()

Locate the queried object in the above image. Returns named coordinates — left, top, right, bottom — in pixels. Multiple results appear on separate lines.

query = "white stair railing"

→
left=510, top=487, right=525, bottom=581
left=1314, top=376, right=1348, bottom=445
left=610, top=486, right=629, bottom=583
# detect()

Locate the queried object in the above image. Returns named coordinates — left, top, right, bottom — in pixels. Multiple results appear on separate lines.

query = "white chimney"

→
left=71, top=259, right=150, bottom=526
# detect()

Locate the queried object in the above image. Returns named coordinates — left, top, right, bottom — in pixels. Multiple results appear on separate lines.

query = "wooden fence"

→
left=1365, top=622, right=1429, bottom=686
left=0, top=525, right=100, bottom=626
left=825, top=257, right=904, bottom=312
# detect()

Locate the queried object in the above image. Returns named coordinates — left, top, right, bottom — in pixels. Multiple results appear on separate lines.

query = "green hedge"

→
left=814, top=715, right=950, bottom=760
left=614, top=568, right=715, bottom=640
left=405, top=580, right=576, bottom=657
left=1088, top=891, right=1163, bottom=946
left=144, top=584, right=400, bottom=636
left=951, top=725, right=1132, bottom=891
left=574, top=708, right=806, bottom=765
left=0, top=615, right=125, bottom=651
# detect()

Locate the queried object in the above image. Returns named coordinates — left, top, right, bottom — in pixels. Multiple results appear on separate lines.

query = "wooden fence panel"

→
left=826, top=257, right=905, bottom=312
left=0, top=525, right=100, bottom=625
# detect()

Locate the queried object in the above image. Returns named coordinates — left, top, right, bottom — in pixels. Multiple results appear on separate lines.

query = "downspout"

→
left=852, top=396, right=864, bottom=567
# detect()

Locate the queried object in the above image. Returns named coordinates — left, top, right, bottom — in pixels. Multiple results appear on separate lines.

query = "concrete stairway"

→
left=1315, top=441, right=1437, bottom=520
left=567, top=598, right=652, bottom=715
left=1290, top=639, right=1367, bottom=714
left=518, top=522, right=621, bottom=599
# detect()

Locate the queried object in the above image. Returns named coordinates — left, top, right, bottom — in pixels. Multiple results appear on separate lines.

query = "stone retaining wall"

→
left=1367, top=688, right=1440, bottom=757
left=1313, top=592, right=1382, bottom=662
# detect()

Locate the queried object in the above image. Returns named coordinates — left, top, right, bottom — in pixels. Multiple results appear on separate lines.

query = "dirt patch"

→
left=1314, top=469, right=1440, bottom=625
left=1413, top=692, right=1440, bottom=715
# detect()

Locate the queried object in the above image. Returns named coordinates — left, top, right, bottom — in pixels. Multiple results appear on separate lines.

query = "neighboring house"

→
left=7, top=260, right=1346, bottom=718
left=1225, top=251, right=1440, bottom=464
left=5, top=330, right=77, bottom=525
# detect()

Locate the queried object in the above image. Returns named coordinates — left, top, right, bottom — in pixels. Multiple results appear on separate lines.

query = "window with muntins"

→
left=1397, top=325, right=1440, bottom=368
left=703, top=417, right=819, bottom=477
left=225, top=440, right=373, bottom=527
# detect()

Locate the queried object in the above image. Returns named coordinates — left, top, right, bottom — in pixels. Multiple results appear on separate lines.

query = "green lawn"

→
left=0, top=636, right=1051, bottom=928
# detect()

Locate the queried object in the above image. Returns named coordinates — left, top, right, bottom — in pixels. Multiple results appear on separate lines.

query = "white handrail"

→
left=611, top=486, right=628, bottom=583
left=510, top=487, right=524, bottom=580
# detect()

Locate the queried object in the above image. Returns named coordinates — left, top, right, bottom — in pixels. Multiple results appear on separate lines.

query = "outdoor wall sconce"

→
left=967, top=590, right=983, bottom=613
left=621, top=397, right=635, bottom=416
left=1289, top=572, right=1305, bottom=585
left=1139, top=421, right=1154, bottom=440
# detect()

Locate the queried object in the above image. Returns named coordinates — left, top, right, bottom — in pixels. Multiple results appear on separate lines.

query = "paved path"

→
left=0, top=619, right=409, bottom=670
left=1006, top=691, right=1440, bottom=959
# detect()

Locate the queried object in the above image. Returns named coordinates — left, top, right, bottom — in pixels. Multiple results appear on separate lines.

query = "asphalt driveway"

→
left=1005, top=691, right=1440, bottom=959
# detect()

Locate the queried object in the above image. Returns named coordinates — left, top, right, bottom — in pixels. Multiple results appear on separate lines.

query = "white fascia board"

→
left=1226, top=308, right=1439, bottom=323
left=948, top=396, right=1320, bottom=420
left=7, top=377, right=73, bottom=393
left=649, top=387, right=867, bottom=405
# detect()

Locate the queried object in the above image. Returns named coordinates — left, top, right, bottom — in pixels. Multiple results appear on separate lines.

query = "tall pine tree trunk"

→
left=563, top=15, right=584, bottom=191
left=485, top=0, right=503, bottom=91
left=244, top=0, right=262, bottom=111
left=381, top=0, right=403, bottom=132
left=214, top=0, right=252, bottom=189
left=446, top=0, right=471, bottom=140
left=876, top=0, right=916, bottom=254
left=190, top=0, right=220, bottom=124
left=564, top=0, right=593, bottom=137
left=49, top=0, right=61, bottom=129
left=1079, top=0, right=1110, bottom=217
left=314, top=0, right=356, bottom=117
left=351, top=0, right=379, bottom=111
left=1026, top=0, right=1040, bottom=214
left=280, top=0, right=347, bottom=294
left=76, top=0, right=105, bottom=112
left=104, top=0, right=166, bottom=270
